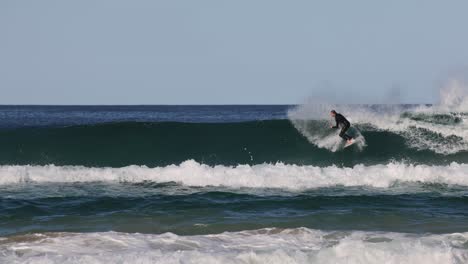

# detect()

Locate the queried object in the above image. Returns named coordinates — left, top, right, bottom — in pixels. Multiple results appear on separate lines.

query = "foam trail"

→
left=1, top=228, right=467, bottom=264
left=288, top=78, right=468, bottom=154
left=1, top=160, right=467, bottom=189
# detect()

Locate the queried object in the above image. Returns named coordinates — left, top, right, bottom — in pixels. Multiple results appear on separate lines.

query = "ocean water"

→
left=1, top=87, right=468, bottom=263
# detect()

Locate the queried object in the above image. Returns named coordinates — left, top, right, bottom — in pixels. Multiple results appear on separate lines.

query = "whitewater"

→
left=1, top=160, right=467, bottom=190
left=1, top=228, right=467, bottom=264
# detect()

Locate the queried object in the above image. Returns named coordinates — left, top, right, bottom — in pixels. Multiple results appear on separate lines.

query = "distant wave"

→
left=1, top=228, right=467, bottom=263
left=1, top=160, right=467, bottom=189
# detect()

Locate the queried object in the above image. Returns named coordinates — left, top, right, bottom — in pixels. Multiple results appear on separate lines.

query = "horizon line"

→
left=0, top=103, right=433, bottom=106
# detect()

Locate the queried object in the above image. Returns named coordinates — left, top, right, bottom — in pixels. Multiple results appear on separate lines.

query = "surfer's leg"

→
left=339, top=125, right=352, bottom=141
left=343, top=134, right=352, bottom=141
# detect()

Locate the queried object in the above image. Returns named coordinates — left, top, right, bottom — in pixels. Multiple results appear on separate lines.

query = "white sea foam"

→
left=288, top=78, right=468, bottom=154
left=0, top=160, right=467, bottom=189
left=1, top=228, right=467, bottom=264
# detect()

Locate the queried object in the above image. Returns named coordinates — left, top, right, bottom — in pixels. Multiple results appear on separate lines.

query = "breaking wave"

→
left=289, top=79, right=468, bottom=154
left=1, top=160, right=467, bottom=189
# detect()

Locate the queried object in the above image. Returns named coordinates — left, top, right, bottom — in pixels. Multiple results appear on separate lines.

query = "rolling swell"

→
left=2, top=191, right=468, bottom=236
left=0, top=120, right=466, bottom=167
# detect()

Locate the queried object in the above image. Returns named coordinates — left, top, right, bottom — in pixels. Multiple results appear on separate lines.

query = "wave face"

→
left=1, top=229, right=467, bottom=264
left=1, top=120, right=468, bottom=167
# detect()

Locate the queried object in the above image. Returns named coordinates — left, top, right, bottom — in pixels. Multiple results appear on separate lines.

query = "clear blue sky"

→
left=1, top=1, right=468, bottom=104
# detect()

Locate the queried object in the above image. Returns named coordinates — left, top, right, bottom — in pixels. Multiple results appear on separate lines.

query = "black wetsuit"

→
left=332, top=113, right=352, bottom=141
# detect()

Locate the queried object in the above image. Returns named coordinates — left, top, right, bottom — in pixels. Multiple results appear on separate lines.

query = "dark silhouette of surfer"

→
left=330, top=110, right=354, bottom=145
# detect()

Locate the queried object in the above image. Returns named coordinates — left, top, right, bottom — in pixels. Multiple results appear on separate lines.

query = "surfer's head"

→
left=330, top=110, right=337, bottom=117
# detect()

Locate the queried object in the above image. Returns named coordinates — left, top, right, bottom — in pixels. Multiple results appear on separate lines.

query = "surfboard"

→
left=344, top=139, right=356, bottom=148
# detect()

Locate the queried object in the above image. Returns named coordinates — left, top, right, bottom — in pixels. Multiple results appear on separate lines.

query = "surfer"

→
left=330, top=110, right=354, bottom=144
